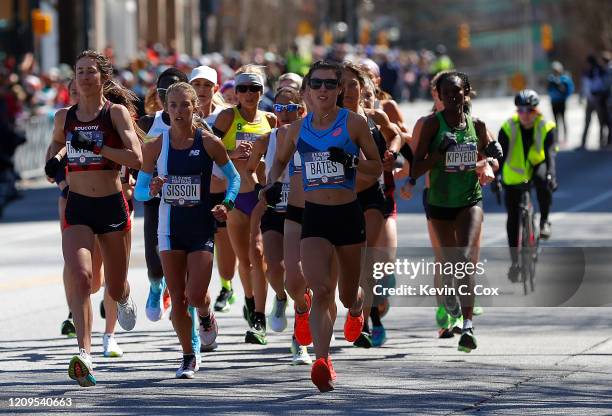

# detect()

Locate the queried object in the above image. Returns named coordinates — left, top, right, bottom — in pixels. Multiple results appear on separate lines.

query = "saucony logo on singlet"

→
left=189, top=150, right=200, bottom=157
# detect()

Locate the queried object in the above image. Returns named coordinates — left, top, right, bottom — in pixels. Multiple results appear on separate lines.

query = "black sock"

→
left=183, top=353, right=195, bottom=360
left=68, top=311, right=72, bottom=320
left=370, top=307, right=382, bottom=327
left=245, top=296, right=255, bottom=312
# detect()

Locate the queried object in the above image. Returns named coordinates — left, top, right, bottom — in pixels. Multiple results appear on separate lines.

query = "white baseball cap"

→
left=189, top=65, right=218, bottom=85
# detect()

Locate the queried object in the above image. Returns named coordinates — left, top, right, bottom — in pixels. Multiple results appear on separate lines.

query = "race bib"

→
left=235, top=132, right=261, bottom=159
left=445, top=142, right=477, bottom=172
left=163, top=175, right=201, bottom=207
left=303, top=152, right=345, bottom=187
left=274, top=183, right=290, bottom=212
left=66, top=131, right=104, bottom=167
left=120, top=166, right=129, bottom=184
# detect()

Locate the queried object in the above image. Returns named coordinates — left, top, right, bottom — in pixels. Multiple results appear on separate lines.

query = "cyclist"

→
left=498, top=89, right=557, bottom=280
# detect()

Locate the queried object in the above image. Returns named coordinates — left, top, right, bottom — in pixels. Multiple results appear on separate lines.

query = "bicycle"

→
left=492, top=178, right=539, bottom=294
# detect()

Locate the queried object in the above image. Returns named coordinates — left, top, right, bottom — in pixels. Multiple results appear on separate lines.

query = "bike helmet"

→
left=514, top=89, right=540, bottom=107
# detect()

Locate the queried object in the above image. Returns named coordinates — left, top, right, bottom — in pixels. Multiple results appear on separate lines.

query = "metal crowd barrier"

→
left=14, top=114, right=54, bottom=179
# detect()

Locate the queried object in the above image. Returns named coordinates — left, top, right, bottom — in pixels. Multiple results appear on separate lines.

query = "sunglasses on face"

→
left=236, top=84, right=262, bottom=93
left=273, top=103, right=301, bottom=113
left=518, top=106, right=536, bottom=114
left=308, top=78, right=339, bottom=90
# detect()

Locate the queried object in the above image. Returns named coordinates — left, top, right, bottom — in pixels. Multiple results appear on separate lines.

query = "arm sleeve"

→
left=218, top=160, right=240, bottom=202
left=497, top=129, right=509, bottom=168
left=134, top=171, right=153, bottom=201
left=544, top=128, right=556, bottom=176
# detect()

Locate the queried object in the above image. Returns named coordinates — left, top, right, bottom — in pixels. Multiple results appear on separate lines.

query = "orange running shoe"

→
left=327, top=356, right=337, bottom=381
left=311, top=358, right=334, bottom=392
left=343, top=310, right=364, bottom=342
left=294, top=289, right=313, bottom=346
left=163, top=288, right=171, bottom=313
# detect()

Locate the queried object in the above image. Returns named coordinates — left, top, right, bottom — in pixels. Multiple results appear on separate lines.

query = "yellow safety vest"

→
left=501, top=114, right=555, bottom=185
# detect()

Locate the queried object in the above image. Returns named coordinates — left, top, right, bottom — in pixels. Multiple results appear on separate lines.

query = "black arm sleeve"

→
left=544, top=128, right=556, bottom=177
left=212, top=126, right=225, bottom=138
left=498, top=129, right=509, bottom=169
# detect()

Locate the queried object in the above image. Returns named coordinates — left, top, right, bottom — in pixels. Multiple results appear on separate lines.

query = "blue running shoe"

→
left=146, top=278, right=166, bottom=322
left=371, top=325, right=387, bottom=347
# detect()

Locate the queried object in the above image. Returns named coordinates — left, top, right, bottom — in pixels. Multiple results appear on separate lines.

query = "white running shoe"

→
left=269, top=296, right=288, bottom=332
left=117, top=295, right=137, bottom=331
left=176, top=354, right=199, bottom=379
left=290, top=337, right=312, bottom=366
left=199, top=313, right=218, bottom=351
left=68, top=349, right=96, bottom=387
left=102, top=334, right=124, bottom=358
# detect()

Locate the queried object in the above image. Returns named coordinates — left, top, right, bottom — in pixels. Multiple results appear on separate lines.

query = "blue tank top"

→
left=156, top=128, right=215, bottom=236
left=297, top=108, right=358, bottom=192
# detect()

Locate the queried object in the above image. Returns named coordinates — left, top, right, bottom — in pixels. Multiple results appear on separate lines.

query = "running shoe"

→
left=344, top=311, right=364, bottom=343
left=294, top=289, right=313, bottom=346
left=61, top=318, right=76, bottom=338
left=507, top=263, right=520, bottom=282
left=353, top=331, right=373, bottom=348
left=450, top=314, right=464, bottom=335
left=435, top=305, right=450, bottom=329
left=540, top=221, right=551, bottom=240
left=328, top=356, right=337, bottom=381
left=68, top=349, right=96, bottom=387
left=199, top=313, right=218, bottom=352
left=214, top=287, right=236, bottom=313
left=311, top=357, right=334, bottom=392
left=473, top=304, right=484, bottom=316
left=371, top=325, right=387, bottom=347
left=99, top=300, right=105, bottom=319
left=117, top=296, right=137, bottom=331
left=269, top=296, right=288, bottom=332
left=146, top=280, right=166, bottom=322
left=458, top=328, right=477, bottom=353
left=102, top=334, right=123, bottom=358
left=176, top=354, right=199, bottom=379
left=245, top=312, right=267, bottom=345
left=444, top=295, right=462, bottom=319
left=242, top=299, right=255, bottom=327
left=163, top=287, right=171, bottom=314
left=290, top=337, right=312, bottom=365
left=438, top=328, right=455, bottom=338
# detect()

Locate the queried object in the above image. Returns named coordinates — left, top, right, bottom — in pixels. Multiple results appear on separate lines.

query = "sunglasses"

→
left=236, top=84, right=262, bottom=93
left=273, top=103, right=301, bottom=113
left=308, top=78, right=339, bottom=90
left=517, top=106, right=536, bottom=114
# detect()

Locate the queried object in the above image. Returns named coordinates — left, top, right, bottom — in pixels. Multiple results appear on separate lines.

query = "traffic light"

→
left=541, top=24, right=553, bottom=52
left=458, top=23, right=470, bottom=50
left=32, top=9, right=52, bottom=36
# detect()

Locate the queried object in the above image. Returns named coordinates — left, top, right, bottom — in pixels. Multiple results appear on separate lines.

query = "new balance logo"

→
left=189, top=150, right=200, bottom=157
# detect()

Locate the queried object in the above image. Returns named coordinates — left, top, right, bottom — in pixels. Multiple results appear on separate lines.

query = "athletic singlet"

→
left=156, top=128, right=215, bottom=236
left=427, top=112, right=481, bottom=207
left=368, top=116, right=387, bottom=184
left=64, top=101, right=123, bottom=171
left=146, top=110, right=170, bottom=140
left=205, top=106, right=223, bottom=127
left=297, top=108, right=358, bottom=192
left=221, top=107, right=272, bottom=154
left=288, top=149, right=302, bottom=177
left=264, top=128, right=290, bottom=212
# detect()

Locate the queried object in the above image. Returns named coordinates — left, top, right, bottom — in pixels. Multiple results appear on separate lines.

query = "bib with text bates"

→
left=67, top=131, right=104, bottom=167
left=163, top=175, right=201, bottom=207
left=303, top=151, right=345, bottom=187
left=445, top=142, right=477, bottom=173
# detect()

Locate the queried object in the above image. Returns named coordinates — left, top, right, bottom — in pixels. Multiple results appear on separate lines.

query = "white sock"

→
left=463, top=319, right=473, bottom=330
